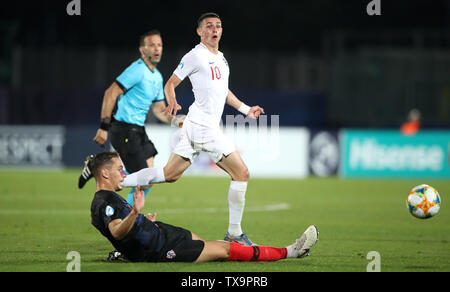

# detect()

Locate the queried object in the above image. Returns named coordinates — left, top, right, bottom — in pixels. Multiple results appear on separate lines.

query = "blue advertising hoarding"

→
left=340, top=130, right=450, bottom=178
left=0, top=125, right=107, bottom=168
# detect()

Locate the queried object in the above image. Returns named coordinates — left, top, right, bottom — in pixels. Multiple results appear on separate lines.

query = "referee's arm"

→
left=100, top=82, right=124, bottom=122
left=93, top=82, right=124, bottom=146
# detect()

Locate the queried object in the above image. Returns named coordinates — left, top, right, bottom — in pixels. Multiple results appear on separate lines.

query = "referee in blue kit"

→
left=79, top=29, right=182, bottom=206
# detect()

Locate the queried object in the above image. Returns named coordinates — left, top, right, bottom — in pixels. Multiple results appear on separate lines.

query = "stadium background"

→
left=0, top=0, right=449, bottom=176
left=0, top=0, right=450, bottom=273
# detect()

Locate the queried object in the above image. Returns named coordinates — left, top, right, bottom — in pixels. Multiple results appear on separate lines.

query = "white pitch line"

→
left=158, top=203, right=291, bottom=214
left=0, top=203, right=290, bottom=215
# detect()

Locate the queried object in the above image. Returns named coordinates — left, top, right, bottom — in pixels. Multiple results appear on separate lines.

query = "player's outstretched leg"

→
left=78, top=155, right=95, bottom=189
left=195, top=225, right=319, bottom=262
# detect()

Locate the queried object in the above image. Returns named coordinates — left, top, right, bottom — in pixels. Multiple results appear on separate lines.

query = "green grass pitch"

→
left=0, top=169, right=449, bottom=272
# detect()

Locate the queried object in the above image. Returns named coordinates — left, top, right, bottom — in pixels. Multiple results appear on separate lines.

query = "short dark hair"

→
left=90, top=151, right=120, bottom=179
left=197, top=12, right=220, bottom=27
left=139, top=29, right=161, bottom=46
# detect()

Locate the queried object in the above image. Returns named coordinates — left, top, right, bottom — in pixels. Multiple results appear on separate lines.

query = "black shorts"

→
left=109, top=120, right=158, bottom=173
left=150, top=222, right=205, bottom=262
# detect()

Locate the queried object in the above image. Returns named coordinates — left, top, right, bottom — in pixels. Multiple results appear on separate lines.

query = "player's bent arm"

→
left=101, top=82, right=124, bottom=120
left=226, top=90, right=243, bottom=110
left=109, top=185, right=146, bottom=240
left=226, top=90, right=251, bottom=115
left=226, top=89, right=265, bottom=118
left=163, top=74, right=183, bottom=116
left=108, top=209, right=139, bottom=240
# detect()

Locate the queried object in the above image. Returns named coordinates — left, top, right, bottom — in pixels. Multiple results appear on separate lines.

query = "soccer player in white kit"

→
left=123, top=12, right=265, bottom=246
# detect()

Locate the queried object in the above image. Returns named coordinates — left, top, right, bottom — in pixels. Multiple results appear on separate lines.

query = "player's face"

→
left=108, top=157, right=126, bottom=191
left=198, top=17, right=222, bottom=47
left=140, top=34, right=163, bottom=65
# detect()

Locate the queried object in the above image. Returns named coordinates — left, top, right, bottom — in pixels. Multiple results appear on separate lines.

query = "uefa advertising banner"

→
left=0, top=125, right=65, bottom=167
left=340, top=129, right=450, bottom=178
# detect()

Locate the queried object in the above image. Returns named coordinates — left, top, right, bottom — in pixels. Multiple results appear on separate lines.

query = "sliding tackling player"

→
left=90, top=151, right=319, bottom=263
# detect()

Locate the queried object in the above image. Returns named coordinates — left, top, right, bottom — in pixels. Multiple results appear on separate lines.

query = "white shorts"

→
left=172, top=118, right=235, bottom=164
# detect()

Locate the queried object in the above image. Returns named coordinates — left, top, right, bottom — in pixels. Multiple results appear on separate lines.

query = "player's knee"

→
left=237, top=167, right=250, bottom=182
left=229, top=165, right=250, bottom=181
left=244, top=168, right=250, bottom=181
left=217, top=241, right=231, bottom=259
left=224, top=243, right=230, bottom=258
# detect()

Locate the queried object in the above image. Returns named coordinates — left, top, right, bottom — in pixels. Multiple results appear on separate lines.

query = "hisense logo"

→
left=349, top=139, right=444, bottom=171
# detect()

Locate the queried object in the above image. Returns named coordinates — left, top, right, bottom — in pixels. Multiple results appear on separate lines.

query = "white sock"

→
left=286, top=244, right=296, bottom=258
left=227, top=181, right=248, bottom=236
left=122, top=167, right=165, bottom=187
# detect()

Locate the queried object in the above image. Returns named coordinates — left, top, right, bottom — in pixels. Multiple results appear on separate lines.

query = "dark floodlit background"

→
left=0, top=0, right=449, bottom=128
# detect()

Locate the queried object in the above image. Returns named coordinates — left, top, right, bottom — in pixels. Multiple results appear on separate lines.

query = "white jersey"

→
left=173, top=42, right=230, bottom=127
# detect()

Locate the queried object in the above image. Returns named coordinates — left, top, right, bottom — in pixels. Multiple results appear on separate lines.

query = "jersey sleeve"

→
left=173, top=51, right=199, bottom=81
left=100, top=196, right=125, bottom=229
left=116, top=61, right=144, bottom=93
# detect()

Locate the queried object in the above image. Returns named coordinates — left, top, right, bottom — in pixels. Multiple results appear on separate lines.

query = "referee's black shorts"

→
left=109, top=119, right=158, bottom=173
left=150, top=222, right=205, bottom=262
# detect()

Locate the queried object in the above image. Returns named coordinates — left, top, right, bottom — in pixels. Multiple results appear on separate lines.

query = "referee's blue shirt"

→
left=115, top=58, right=165, bottom=126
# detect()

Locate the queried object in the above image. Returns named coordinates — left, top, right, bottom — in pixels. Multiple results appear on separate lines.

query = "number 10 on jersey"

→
left=210, top=66, right=221, bottom=80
